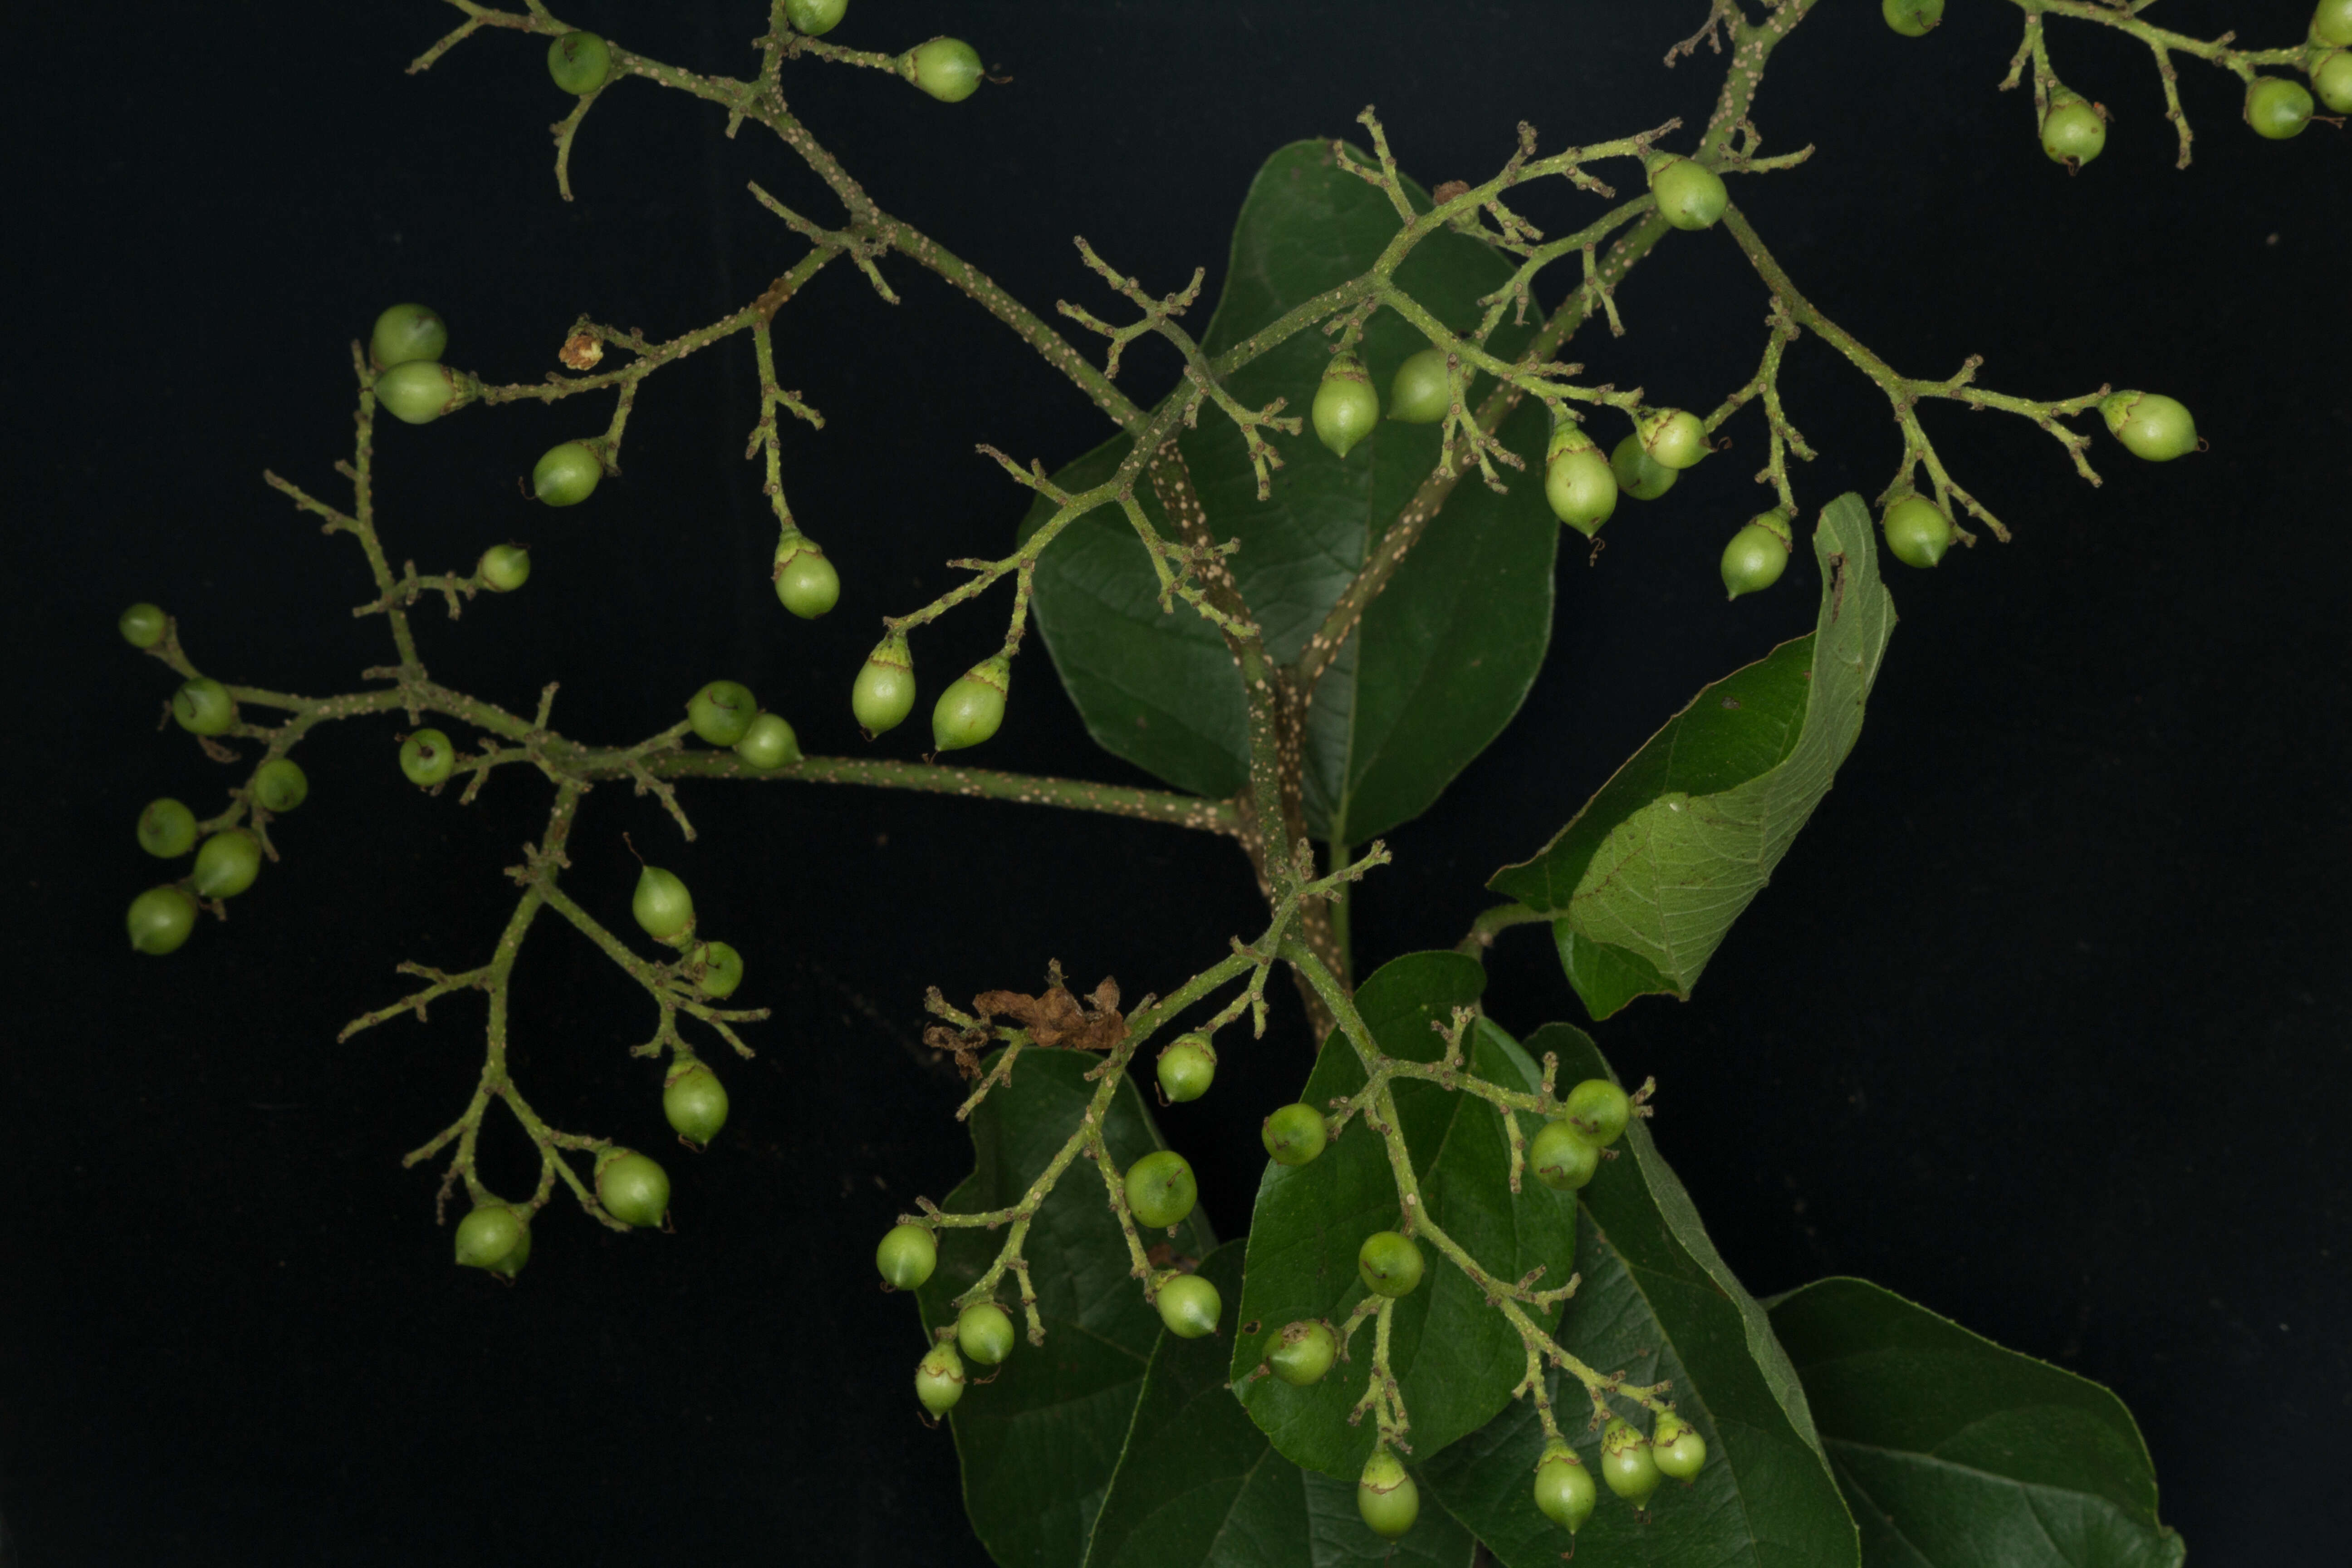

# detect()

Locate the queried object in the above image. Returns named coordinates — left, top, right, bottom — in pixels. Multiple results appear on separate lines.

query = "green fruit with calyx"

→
left=253, top=758, right=309, bottom=813
left=773, top=530, right=841, bottom=619
left=904, top=37, right=983, bottom=102
left=956, top=1301, right=1017, bottom=1366
left=1156, top=1034, right=1217, bottom=1102
left=689, top=940, right=744, bottom=999
left=932, top=654, right=1010, bottom=751
left=1534, top=1440, right=1597, bottom=1533
left=594, top=1147, right=671, bottom=1228
left=2316, top=50, right=2352, bottom=113
left=735, top=711, right=801, bottom=771
left=1387, top=346, right=1454, bottom=424
left=119, top=603, right=166, bottom=649
left=1155, top=1274, right=1222, bottom=1339
left=916, top=1342, right=965, bottom=1416
left=2041, top=91, right=2107, bottom=169
left=453, top=1205, right=528, bottom=1271
left=852, top=632, right=917, bottom=737
left=2245, top=76, right=2316, bottom=138
left=1357, top=1448, right=1420, bottom=1540
left=1720, top=509, right=1794, bottom=599
left=532, top=441, right=604, bottom=507
left=1563, top=1078, right=1632, bottom=1147
left=877, top=1223, right=938, bottom=1290
left=375, top=360, right=480, bottom=426
left=547, top=30, right=611, bottom=95
left=1882, top=0, right=1943, bottom=36
left=1601, top=1417, right=1663, bottom=1504
left=1261, top=1102, right=1328, bottom=1166
left=1637, top=407, right=1707, bottom=470
left=369, top=303, right=447, bottom=371
left=127, top=886, right=198, bottom=954
left=1268, top=1320, right=1337, bottom=1386
left=1528, top=1118, right=1601, bottom=1192
left=1544, top=420, right=1618, bottom=537
left=784, top=0, right=847, bottom=36
left=399, top=727, right=456, bottom=786
left=662, top=1061, right=730, bottom=1146
left=478, top=545, right=531, bottom=593
left=1610, top=432, right=1678, bottom=501
left=1648, top=154, right=1728, bottom=231
left=1357, top=1230, right=1425, bottom=1298
left=172, top=677, right=237, bottom=736
left=688, top=680, right=759, bottom=747
left=191, top=829, right=262, bottom=899
left=2099, top=390, right=2198, bottom=461
left=1882, top=495, right=1956, bottom=569
left=137, top=798, right=198, bottom=858
left=2319, top=0, right=2352, bottom=47
left=1124, top=1150, right=1197, bottom=1230
left=1652, top=1410, right=1708, bottom=1480
left=1312, top=351, right=1381, bottom=456
left=632, top=865, right=696, bottom=946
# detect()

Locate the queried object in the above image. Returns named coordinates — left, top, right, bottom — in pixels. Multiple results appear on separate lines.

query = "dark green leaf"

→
left=1424, top=1025, right=1860, bottom=1568
left=1227, top=953, right=1580, bottom=1479
left=1488, top=495, right=1896, bottom=1019
left=1026, top=139, right=1561, bottom=842
left=1768, top=1277, right=2185, bottom=1568
left=1083, top=1243, right=1478, bottom=1568
left=915, top=1049, right=1217, bottom=1568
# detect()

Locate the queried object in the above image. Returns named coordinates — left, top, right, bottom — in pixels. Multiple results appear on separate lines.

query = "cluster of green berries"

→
left=1527, top=1077, right=1634, bottom=1193
left=454, top=1141, right=676, bottom=1278
left=851, top=633, right=1014, bottom=753
left=687, top=679, right=803, bottom=771
left=1525, top=1410, right=1708, bottom=1538
left=1308, top=343, right=1464, bottom=459
left=2313, top=0, right=2352, bottom=113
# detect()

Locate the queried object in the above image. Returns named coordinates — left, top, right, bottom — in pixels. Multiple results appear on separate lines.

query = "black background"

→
left=4, top=1, right=2346, bottom=1562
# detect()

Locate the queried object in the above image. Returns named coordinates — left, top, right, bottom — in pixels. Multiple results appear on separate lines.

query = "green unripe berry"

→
left=2319, top=0, right=2352, bottom=48
left=191, top=829, right=262, bottom=899
left=594, top=1148, right=671, bottom=1228
left=127, top=885, right=198, bottom=954
left=1652, top=1411, right=1708, bottom=1480
left=368, top=303, right=447, bottom=371
left=784, top=0, right=848, bottom=36
left=905, top=37, right=983, bottom=103
left=478, top=544, right=531, bottom=593
left=532, top=441, right=604, bottom=507
left=1534, top=1441, right=1598, bottom=1533
left=453, top=1205, right=527, bottom=1270
left=547, top=30, right=611, bottom=95
left=1312, top=352, right=1381, bottom=457
left=1563, top=1078, right=1632, bottom=1148
left=375, top=360, right=479, bottom=426
left=1881, top=495, right=1956, bottom=569
left=137, top=798, right=198, bottom=858
left=1261, top=1102, right=1329, bottom=1166
left=631, top=865, right=696, bottom=945
left=1649, top=155, right=1728, bottom=231
left=1269, top=1319, right=1338, bottom=1386
left=2099, top=390, right=2199, bottom=462
left=689, top=940, right=744, bottom=1000
left=172, top=677, right=237, bottom=736
left=1720, top=510, right=1794, bottom=600
left=2245, top=75, right=2316, bottom=138
left=2041, top=93, right=2107, bottom=169
left=852, top=632, right=917, bottom=737
left=1357, top=1230, right=1424, bottom=1298
left=1387, top=347, right=1453, bottom=424
left=877, top=1223, right=938, bottom=1290
left=1156, top=1035, right=1217, bottom=1103
left=119, top=603, right=166, bottom=649
left=399, top=727, right=456, bottom=787
left=734, top=711, right=801, bottom=771
left=1544, top=422, right=1618, bottom=537
left=2315, top=50, right=2352, bottom=113
left=957, top=1301, right=1017, bottom=1366
left=1528, top=1118, right=1601, bottom=1192
left=1156, top=1273, right=1222, bottom=1339
left=771, top=530, right=840, bottom=620
left=687, top=680, right=759, bottom=747
left=1601, top=1417, right=1663, bottom=1504
left=1123, top=1150, right=1197, bottom=1230
left=932, top=654, right=1010, bottom=752
left=1609, top=433, right=1678, bottom=501
left=1357, top=1448, right=1419, bottom=1540
left=1637, top=407, right=1707, bottom=470
left=253, top=758, right=309, bottom=813
left=662, top=1061, right=730, bottom=1146
left=916, top=1342, right=965, bottom=1417
left=1881, top=0, right=1944, bottom=37
left=488, top=1220, right=533, bottom=1278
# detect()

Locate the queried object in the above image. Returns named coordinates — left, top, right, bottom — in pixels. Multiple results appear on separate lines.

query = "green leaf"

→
left=1082, top=1243, right=1479, bottom=1568
left=1487, top=495, right=1896, bottom=1019
left=1767, top=1277, right=2185, bottom=1568
left=1227, top=953, right=1580, bottom=1480
left=915, top=1049, right=1216, bottom=1568
left=1423, top=1025, right=1860, bottom=1568
left=1025, top=138, right=1561, bottom=842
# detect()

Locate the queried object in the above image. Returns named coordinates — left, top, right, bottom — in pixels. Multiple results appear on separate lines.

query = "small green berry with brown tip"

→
left=1721, top=509, right=1794, bottom=599
left=773, top=530, right=841, bottom=619
left=852, top=632, right=917, bottom=737
left=1601, top=1416, right=1663, bottom=1504
left=957, top=1301, right=1017, bottom=1366
left=2041, top=92, right=2107, bottom=170
left=662, top=1060, right=730, bottom=1146
left=1312, top=351, right=1381, bottom=457
left=1260, top=1103, right=1328, bottom=1166
left=1533, top=1440, right=1597, bottom=1534
left=904, top=37, right=983, bottom=102
left=1268, top=1320, right=1337, bottom=1386
left=932, top=654, right=1010, bottom=752
left=1610, top=433, right=1678, bottom=501
left=1652, top=1410, right=1708, bottom=1480
left=1544, top=420, right=1618, bottom=537
left=1156, top=1034, right=1217, bottom=1103
left=1155, top=1274, right=1221, bottom=1339
left=2100, top=391, right=2198, bottom=461
left=1357, top=1448, right=1419, bottom=1539
left=1357, top=1230, right=1424, bottom=1298
left=1882, top=495, right=1956, bottom=569
left=916, top=1342, right=965, bottom=1416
